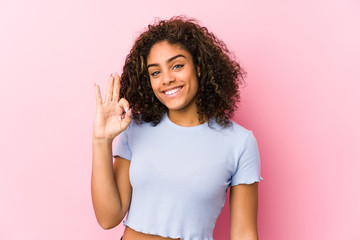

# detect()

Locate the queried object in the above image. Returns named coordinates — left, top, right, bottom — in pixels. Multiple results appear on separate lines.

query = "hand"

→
left=93, top=73, right=132, bottom=142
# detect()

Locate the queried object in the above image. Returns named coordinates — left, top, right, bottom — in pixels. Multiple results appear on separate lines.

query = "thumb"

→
left=126, top=108, right=133, bottom=118
left=121, top=109, right=133, bottom=129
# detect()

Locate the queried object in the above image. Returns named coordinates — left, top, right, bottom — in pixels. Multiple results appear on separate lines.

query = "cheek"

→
left=150, top=79, right=157, bottom=92
left=190, top=76, right=199, bottom=94
left=150, top=80, right=162, bottom=99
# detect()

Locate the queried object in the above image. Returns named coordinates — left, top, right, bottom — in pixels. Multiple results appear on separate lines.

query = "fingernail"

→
left=110, top=73, right=112, bottom=78
left=124, top=107, right=129, bottom=113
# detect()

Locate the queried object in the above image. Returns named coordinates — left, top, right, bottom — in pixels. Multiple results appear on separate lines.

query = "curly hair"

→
left=119, top=16, right=246, bottom=127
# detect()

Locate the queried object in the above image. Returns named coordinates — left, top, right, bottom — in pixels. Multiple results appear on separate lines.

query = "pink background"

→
left=1, top=0, right=359, bottom=239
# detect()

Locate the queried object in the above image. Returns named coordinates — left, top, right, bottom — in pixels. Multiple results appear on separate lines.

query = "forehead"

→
left=147, top=41, right=191, bottom=63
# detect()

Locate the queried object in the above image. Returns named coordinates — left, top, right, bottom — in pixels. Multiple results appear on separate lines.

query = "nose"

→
left=162, top=70, right=175, bottom=85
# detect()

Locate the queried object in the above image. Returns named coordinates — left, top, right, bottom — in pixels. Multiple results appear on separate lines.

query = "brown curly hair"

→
left=119, top=16, right=246, bottom=127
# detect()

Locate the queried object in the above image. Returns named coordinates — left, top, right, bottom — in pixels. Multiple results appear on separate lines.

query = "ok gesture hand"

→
left=93, top=73, right=132, bottom=142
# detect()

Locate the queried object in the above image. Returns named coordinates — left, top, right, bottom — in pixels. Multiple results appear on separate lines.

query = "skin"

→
left=147, top=40, right=200, bottom=127
left=91, top=41, right=259, bottom=240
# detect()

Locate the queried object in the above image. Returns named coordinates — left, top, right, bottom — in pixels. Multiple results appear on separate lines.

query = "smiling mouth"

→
left=163, top=86, right=183, bottom=95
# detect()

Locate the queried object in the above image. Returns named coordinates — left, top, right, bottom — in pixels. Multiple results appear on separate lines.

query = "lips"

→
left=162, top=86, right=184, bottom=95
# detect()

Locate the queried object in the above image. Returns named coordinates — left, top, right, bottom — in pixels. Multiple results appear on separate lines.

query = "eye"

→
left=150, top=71, right=161, bottom=76
left=172, top=64, right=184, bottom=70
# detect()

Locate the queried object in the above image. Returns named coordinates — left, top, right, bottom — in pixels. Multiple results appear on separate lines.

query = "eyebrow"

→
left=147, top=54, right=186, bottom=69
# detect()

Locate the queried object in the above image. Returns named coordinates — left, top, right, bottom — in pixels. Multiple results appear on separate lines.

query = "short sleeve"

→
left=112, top=123, right=132, bottom=161
left=231, top=131, right=263, bottom=186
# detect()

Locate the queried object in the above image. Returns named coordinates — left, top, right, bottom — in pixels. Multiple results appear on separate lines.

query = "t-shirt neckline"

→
left=163, top=113, right=208, bottom=131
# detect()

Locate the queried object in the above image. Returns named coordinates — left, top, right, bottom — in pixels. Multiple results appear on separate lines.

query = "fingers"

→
left=118, top=98, right=130, bottom=113
left=94, top=83, right=103, bottom=105
left=112, top=73, right=121, bottom=102
left=117, top=98, right=132, bottom=130
left=121, top=108, right=133, bottom=128
left=105, top=74, right=114, bottom=103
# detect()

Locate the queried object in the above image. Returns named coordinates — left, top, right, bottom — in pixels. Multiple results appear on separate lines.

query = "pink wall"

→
left=1, top=0, right=359, bottom=239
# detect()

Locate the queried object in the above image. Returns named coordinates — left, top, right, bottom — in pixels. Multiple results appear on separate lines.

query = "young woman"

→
left=91, top=16, right=263, bottom=240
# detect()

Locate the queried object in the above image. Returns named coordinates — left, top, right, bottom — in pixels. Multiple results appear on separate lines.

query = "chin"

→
left=163, top=100, right=196, bottom=112
left=164, top=104, right=186, bottom=111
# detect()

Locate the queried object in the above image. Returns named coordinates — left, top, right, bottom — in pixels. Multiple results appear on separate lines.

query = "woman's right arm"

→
left=91, top=73, right=132, bottom=229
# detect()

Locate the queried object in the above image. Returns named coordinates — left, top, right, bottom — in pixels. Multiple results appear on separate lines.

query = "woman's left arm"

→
left=230, top=182, right=259, bottom=240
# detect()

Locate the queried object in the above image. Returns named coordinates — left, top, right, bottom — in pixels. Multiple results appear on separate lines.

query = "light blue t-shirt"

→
left=113, top=114, right=263, bottom=240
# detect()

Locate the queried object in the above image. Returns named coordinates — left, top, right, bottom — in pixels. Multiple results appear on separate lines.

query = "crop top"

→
left=113, top=113, right=263, bottom=240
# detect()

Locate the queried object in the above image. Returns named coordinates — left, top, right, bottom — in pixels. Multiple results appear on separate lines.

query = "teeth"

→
left=164, top=87, right=181, bottom=95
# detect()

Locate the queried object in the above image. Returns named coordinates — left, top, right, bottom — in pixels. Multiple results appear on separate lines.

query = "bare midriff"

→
left=122, top=226, right=181, bottom=240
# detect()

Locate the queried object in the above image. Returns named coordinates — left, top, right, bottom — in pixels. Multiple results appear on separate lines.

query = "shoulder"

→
left=203, top=119, right=255, bottom=151
left=229, top=120, right=252, bottom=135
left=209, top=119, right=252, bottom=138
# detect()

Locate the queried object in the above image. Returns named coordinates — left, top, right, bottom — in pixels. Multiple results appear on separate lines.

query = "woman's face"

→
left=147, top=40, right=199, bottom=114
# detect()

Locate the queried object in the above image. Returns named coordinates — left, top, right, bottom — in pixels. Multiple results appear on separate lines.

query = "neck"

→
left=168, top=105, right=203, bottom=127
